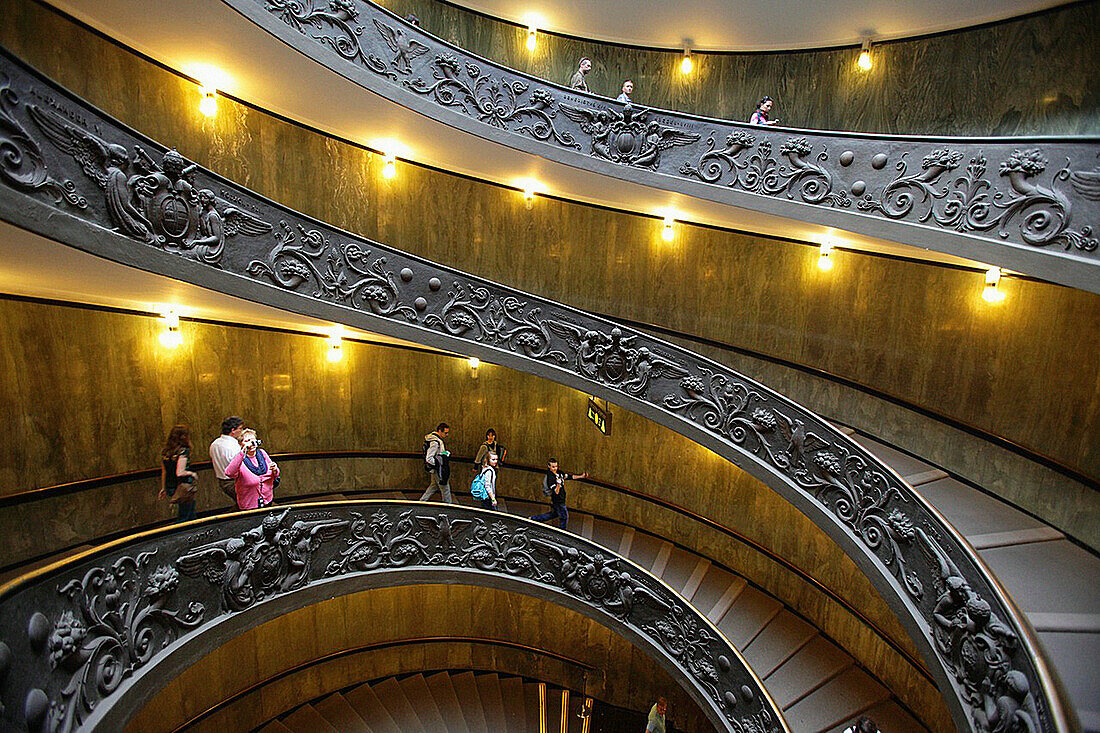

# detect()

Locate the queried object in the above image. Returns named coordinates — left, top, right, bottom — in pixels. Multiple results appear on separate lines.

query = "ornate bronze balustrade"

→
left=227, top=0, right=1100, bottom=293
left=0, top=46, right=1073, bottom=732
left=0, top=502, right=782, bottom=732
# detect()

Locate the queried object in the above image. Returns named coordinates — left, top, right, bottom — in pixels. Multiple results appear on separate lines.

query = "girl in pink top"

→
left=224, top=428, right=280, bottom=510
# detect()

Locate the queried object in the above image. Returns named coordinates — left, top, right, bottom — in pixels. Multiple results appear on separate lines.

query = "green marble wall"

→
left=0, top=300, right=948, bottom=730
left=383, top=0, right=1100, bottom=136
left=0, top=0, right=1096, bottom=536
left=129, top=585, right=708, bottom=733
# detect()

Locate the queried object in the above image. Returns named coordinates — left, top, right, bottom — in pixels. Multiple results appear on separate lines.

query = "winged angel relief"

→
left=559, top=104, right=700, bottom=169
left=27, top=105, right=272, bottom=263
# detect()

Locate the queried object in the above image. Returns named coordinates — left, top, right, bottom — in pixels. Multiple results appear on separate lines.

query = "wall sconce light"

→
left=680, top=49, right=694, bottom=74
left=818, top=241, right=835, bottom=271
left=662, top=216, right=675, bottom=242
left=523, top=187, right=535, bottom=209
left=326, top=328, right=344, bottom=362
left=526, top=26, right=537, bottom=51
left=198, top=85, right=218, bottom=118
left=159, top=309, right=183, bottom=349
left=467, top=356, right=480, bottom=376
left=381, top=153, right=397, bottom=180
left=857, top=39, right=873, bottom=71
left=982, top=267, right=1005, bottom=303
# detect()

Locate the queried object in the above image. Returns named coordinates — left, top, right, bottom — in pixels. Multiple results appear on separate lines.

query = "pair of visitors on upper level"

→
left=569, top=57, right=634, bottom=104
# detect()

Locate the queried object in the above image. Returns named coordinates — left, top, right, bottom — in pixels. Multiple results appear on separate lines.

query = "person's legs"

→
left=479, top=498, right=495, bottom=510
left=531, top=503, right=556, bottom=522
left=556, top=502, right=568, bottom=529
left=178, top=500, right=196, bottom=522
left=419, top=471, right=440, bottom=501
left=439, top=481, right=453, bottom=504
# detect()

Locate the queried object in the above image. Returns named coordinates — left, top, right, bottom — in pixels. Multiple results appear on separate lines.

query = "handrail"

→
left=0, top=501, right=785, bottom=732
left=0, top=450, right=938, bottom=691
left=0, top=46, right=1072, bottom=731
left=173, top=635, right=595, bottom=732
left=225, top=0, right=1100, bottom=293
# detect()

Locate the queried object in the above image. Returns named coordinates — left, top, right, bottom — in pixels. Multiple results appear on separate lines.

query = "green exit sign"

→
left=587, top=398, right=612, bottom=436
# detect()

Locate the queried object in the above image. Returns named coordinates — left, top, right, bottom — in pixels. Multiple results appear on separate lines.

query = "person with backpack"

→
left=470, top=450, right=498, bottom=510
left=418, top=422, right=453, bottom=503
left=530, top=457, right=588, bottom=530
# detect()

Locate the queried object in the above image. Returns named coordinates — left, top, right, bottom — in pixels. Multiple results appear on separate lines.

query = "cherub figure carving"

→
left=191, top=188, right=274, bottom=264
left=633, top=121, right=702, bottom=170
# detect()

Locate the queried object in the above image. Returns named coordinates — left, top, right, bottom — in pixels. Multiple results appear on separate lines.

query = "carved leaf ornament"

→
left=1, top=505, right=781, bottom=732
left=0, top=46, right=1069, bottom=733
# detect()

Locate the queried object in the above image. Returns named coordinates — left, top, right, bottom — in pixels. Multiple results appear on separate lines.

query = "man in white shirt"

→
left=210, top=416, right=244, bottom=501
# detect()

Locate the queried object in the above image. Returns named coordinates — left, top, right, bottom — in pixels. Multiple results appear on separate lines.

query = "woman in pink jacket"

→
left=224, top=428, right=280, bottom=510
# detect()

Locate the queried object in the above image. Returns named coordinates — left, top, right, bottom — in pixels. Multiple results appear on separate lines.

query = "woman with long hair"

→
left=749, top=96, right=779, bottom=126
left=160, top=424, right=198, bottom=522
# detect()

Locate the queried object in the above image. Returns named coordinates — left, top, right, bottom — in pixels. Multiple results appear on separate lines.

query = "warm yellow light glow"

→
left=526, top=27, right=537, bottom=51
left=662, top=216, right=675, bottom=242
left=857, top=39, right=873, bottom=71
left=159, top=309, right=182, bottom=349
left=382, top=155, right=397, bottom=180
left=818, top=242, right=834, bottom=271
left=326, top=329, right=344, bottom=362
left=680, top=51, right=694, bottom=74
left=514, top=177, right=543, bottom=209
left=467, top=356, right=481, bottom=370
left=982, top=267, right=1005, bottom=303
left=198, top=87, right=218, bottom=118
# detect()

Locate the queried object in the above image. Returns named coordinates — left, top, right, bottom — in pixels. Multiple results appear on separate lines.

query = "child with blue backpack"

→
left=471, top=450, right=498, bottom=510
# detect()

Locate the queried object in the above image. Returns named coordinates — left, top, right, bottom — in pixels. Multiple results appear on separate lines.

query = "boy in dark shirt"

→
left=530, top=457, right=588, bottom=530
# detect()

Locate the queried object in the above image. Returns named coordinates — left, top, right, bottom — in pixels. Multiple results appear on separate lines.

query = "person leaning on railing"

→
left=749, top=96, right=780, bottom=126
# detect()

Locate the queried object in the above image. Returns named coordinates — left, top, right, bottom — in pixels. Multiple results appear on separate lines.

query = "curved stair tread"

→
left=1032, top=630, right=1100, bottom=733
left=399, top=673, right=447, bottom=730
left=742, top=610, right=819, bottom=679
left=764, top=635, right=853, bottom=710
left=684, top=564, right=741, bottom=620
left=848, top=434, right=935, bottom=480
left=824, top=699, right=929, bottom=733
left=313, top=692, right=372, bottom=733
left=257, top=720, right=295, bottom=733
left=281, top=703, right=337, bottom=733
left=713, top=583, right=784, bottom=649
left=654, top=544, right=699, bottom=591
left=978, top=539, right=1100, bottom=615
left=915, top=476, right=1047, bottom=537
left=498, top=674, right=527, bottom=731
left=371, top=676, right=426, bottom=732
left=474, top=673, right=507, bottom=730
left=424, top=671, right=469, bottom=733
left=621, top=530, right=665, bottom=570
left=450, top=671, right=489, bottom=732
left=344, top=681, right=402, bottom=733
left=783, top=666, right=890, bottom=732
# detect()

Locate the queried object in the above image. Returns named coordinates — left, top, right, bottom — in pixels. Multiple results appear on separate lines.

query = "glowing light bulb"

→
left=382, top=154, right=397, bottom=179
left=159, top=310, right=182, bottom=348
left=857, top=39, right=873, bottom=71
left=468, top=356, right=480, bottom=370
left=982, top=267, right=1005, bottom=303
left=662, top=216, right=675, bottom=242
left=526, top=27, right=537, bottom=51
left=199, top=87, right=218, bottom=118
left=818, top=242, right=834, bottom=271
left=680, top=51, right=693, bottom=74
left=326, top=330, right=344, bottom=362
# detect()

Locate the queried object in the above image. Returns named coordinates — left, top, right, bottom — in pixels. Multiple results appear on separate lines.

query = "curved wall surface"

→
left=1, top=0, right=1096, bottom=532
left=387, top=0, right=1100, bottom=136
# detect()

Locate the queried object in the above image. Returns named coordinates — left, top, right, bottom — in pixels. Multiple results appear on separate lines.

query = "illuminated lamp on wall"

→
left=526, top=26, right=537, bottom=51
left=514, top=177, right=542, bottom=209
left=680, top=49, right=694, bottom=74
left=857, top=38, right=874, bottom=71
left=982, top=267, right=1006, bottom=303
left=818, top=240, right=835, bottom=271
left=326, top=327, right=344, bottom=362
left=662, top=215, right=676, bottom=242
left=382, top=153, right=397, bottom=180
left=467, top=356, right=480, bottom=378
left=158, top=309, right=183, bottom=349
left=198, top=85, right=218, bottom=118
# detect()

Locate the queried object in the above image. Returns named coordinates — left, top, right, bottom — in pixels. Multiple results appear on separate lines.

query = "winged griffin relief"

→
left=27, top=105, right=272, bottom=263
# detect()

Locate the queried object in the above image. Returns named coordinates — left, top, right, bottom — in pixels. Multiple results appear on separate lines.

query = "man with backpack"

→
left=471, top=450, right=498, bottom=510
left=530, top=457, right=588, bottom=530
left=418, top=422, right=453, bottom=503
